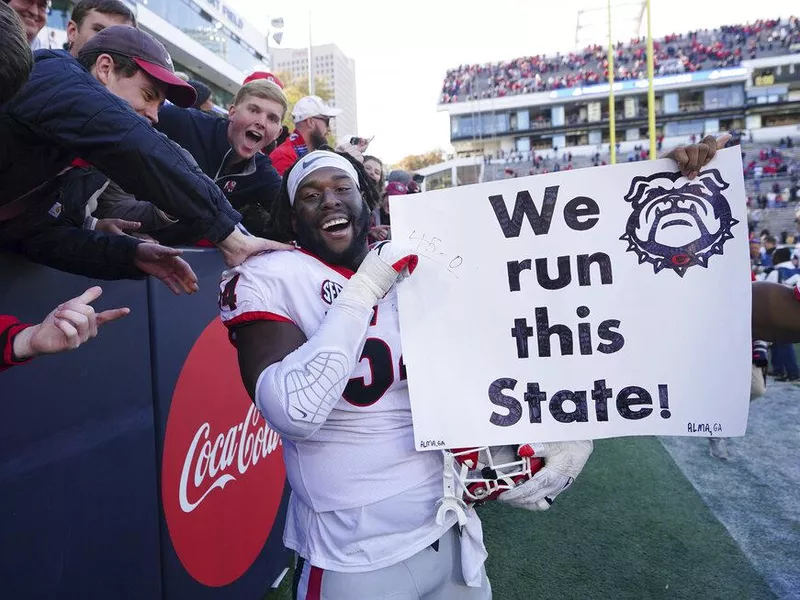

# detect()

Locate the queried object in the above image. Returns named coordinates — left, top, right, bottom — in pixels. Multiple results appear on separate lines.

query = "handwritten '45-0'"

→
left=408, top=230, right=463, bottom=277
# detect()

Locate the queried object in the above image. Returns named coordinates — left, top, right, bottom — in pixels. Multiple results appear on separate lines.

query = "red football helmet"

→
left=447, top=445, right=544, bottom=505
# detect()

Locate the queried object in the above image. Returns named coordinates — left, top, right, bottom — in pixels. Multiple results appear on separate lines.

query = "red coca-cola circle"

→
left=162, top=318, right=285, bottom=587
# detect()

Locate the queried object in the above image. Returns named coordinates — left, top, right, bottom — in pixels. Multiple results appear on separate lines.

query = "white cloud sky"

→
left=228, top=0, right=797, bottom=163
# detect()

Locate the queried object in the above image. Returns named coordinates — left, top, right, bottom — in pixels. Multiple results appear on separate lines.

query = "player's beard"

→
left=308, top=128, right=328, bottom=151
left=295, top=199, right=371, bottom=269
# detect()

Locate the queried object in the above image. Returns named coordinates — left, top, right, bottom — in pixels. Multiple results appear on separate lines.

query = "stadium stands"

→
left=440, top=17, right=800, bottom=104
left=743, top=140, right=800, bottom=238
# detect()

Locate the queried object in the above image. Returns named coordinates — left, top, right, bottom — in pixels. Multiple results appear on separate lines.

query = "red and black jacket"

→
left=0, top=315, right=32, bottom=372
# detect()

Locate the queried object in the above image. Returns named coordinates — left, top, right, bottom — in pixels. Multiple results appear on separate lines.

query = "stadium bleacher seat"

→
left=441, top=17, right=800, bottom=104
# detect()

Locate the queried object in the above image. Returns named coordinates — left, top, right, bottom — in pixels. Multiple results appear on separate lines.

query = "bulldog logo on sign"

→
left=620, top=169, right=738, bottom=276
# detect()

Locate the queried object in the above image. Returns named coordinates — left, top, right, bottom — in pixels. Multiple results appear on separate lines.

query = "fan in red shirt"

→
left=269, top=96, right=341, bottom=176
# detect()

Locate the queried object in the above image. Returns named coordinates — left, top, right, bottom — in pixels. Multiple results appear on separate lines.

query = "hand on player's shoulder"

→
left=222, top=241, right=298, bottom=276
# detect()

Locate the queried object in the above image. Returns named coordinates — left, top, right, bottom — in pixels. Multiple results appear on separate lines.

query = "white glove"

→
left=335, top=241, right=418, bottom=318
left=498, top=440, right=593, bottom=511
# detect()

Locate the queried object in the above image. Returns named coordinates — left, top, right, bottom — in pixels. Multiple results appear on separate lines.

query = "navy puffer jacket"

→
left=0, top=50, right=240, bottom=243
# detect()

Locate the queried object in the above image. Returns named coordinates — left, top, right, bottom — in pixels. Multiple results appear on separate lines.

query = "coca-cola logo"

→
left=162, top=319, right=285, bottom=587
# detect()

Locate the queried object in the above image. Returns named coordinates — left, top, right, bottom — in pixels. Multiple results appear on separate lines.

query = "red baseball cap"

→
left=385, top=181, right=408, bottom=196
left=78, top=25, right=197, bottom=108
left=243, top=71, right=284, bottom=89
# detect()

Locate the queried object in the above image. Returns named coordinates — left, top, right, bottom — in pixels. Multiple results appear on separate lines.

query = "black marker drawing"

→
left=620, top=169, right=738, bottom=277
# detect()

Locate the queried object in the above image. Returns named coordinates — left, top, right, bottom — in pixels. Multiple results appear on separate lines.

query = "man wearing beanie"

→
left=189, top=79, right=214, bottom=112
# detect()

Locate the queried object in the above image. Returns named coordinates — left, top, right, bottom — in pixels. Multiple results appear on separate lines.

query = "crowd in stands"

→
left=744, top=140, right=800, bottom=211
left=485, top=137, right=670, bottom=179
left=485, top=133, right=800, bottom=189
left=440, top=16, right=800, bottom=103
left=744, top=139, right=800, bottom=254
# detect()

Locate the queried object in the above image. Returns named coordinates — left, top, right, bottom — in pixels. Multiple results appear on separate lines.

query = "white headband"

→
left=287, top=150, right=360, bottom=205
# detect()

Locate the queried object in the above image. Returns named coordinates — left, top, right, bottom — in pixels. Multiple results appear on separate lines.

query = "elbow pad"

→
left=253, top=245, right=417, bottom=440
left=254, top=273, right=381, bottom=440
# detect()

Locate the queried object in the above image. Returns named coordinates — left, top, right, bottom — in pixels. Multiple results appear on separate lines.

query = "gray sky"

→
left=229, top=0, right=797, bottom=163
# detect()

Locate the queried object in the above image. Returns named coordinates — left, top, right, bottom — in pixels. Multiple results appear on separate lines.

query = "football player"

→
left=220, top=150, right=592, bottom=599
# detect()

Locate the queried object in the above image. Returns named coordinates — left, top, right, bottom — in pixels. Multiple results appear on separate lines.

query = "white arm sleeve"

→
left=254, top=266, right=388, bottom=441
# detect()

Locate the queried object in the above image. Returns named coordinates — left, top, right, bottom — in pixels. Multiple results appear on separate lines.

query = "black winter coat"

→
left=0, top=50, right=241, bottom=244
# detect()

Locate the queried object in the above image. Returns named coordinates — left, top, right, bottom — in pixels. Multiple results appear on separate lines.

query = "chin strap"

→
left=436, top=451, right=469, bottom=528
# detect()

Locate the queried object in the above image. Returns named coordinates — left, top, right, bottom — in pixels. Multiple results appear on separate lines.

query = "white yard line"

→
left=660, top=381, right=800, bottom=599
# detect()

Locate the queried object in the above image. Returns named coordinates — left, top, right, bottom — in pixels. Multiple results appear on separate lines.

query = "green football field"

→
left=481, top=437, right=774, bottom=600
left=268, top=382, right=800, bottom=599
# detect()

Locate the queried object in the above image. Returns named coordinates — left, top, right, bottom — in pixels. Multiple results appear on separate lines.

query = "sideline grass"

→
left=266, top=437, right=773, bottom=599
left=264, top=563, right=293, bottom=600
left=481, top=437, right=775, bottom=599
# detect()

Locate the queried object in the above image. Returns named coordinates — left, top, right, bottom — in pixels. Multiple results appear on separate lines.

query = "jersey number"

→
left=219, top=274, right=240, bottom=311
left=342, top=307, right=406, bottom=407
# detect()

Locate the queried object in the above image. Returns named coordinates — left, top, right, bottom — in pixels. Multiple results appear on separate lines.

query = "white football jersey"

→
left=219, top=249, right=464, bottom=571
left=220, top=250, right=486, bottom=576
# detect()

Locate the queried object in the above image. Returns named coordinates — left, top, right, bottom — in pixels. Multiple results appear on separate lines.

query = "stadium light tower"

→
left=265, top=16, right=284, bottom=70
left=574, top=0, right=648, bottom=164
left=645, top=0, right=656, bottom=161
left=607, top=0, right=617, bottom=164
left=308, top=10, right=315, bottom=96
left=574, top=1, right=645, bottom=54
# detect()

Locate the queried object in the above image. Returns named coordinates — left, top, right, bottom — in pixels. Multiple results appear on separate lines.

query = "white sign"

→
left=391, top=148, right=751, bottom=450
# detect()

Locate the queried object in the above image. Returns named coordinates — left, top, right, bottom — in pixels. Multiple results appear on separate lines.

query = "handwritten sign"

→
left=391, top=148, right=751, bottom=449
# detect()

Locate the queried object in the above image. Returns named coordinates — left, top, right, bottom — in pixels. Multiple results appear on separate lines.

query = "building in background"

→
left=40, top=0, right=272, bottom=107
left=270, top=43, right=358, bottom=137
left=435, top=16, right=800, bottom=185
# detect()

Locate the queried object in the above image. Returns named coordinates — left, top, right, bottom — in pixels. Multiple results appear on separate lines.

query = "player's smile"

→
left=293, top=166, right=370, bottom=269
left=319, top=212, right=353, bottom=249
